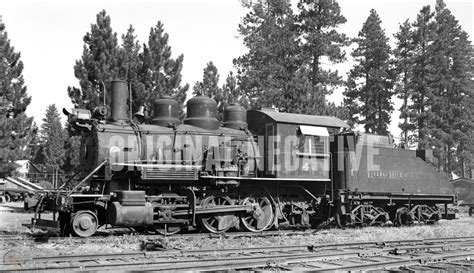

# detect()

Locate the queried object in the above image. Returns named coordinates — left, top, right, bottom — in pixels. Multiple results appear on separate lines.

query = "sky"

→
left=1, top=0, right=473, bottom=138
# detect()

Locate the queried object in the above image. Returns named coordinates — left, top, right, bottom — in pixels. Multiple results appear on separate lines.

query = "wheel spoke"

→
left=240, top=196, right=273, bottom=232
left=199, top=196, right=235, bottom=233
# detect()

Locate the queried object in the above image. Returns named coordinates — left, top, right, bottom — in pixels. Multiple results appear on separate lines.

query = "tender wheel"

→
left=5, top=194, right=11, bottom=203
left=240, top=196, right=273, bottom=232
left=365, top=206, right=389, bottom=226
left=71, top=210, right=98, bottom=237
left=199, top=196, right=235, bottom=233
left=155, top=224, right=181, bottom=236
left=395, top=207, right=412, bottom=226
left=424, top=206, right=440, bottom=224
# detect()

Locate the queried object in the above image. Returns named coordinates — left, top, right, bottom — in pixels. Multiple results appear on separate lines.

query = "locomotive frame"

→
left=28, top=80, right=456, bottom=237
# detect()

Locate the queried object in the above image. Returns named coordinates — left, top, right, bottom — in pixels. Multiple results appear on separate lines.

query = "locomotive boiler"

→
left=28, top=80, right=456, bottom=237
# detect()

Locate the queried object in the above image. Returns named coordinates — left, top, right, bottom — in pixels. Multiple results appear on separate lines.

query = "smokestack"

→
left=110, top=80, right=129, bottom=124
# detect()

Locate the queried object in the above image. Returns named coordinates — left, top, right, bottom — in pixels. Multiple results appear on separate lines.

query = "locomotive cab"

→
left=247, top=108, right=348, bottom=181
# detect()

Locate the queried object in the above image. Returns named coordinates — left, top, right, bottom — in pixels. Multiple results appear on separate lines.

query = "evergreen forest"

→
left=0, top=0, right=472, bottom=182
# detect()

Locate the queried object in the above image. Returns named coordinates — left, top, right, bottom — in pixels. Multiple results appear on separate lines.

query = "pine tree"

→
left=296, top=0, right=350, bottom=114
left=194, top=61, right=229, bottom=118
left=344, top=9, right=395, bottom=134
left=463, top=46, right=474, bottom=178
left=426, top=0, right=473, bottom=173
left=394, top=20, right=415, bottom=145
left=63, top=135, right=81, bottom=174
left=118, top=25, right=144, bottom=114
left=193, top=61, right=220, bottom=97
left=235, top=0, right=349, bottom=116
left=67, top=13, right=189, bottom=122
left=139, top=21, right=189, bottom=118
left=392, top=1, right=474, bottom=174
left=222, top=71, right=247, bottom=107
left=234, top=0, right=301, bottom=112
left=28, top=122, right=42, bottom=166
left=409, top=6, right=436, bottom=149
left=39, top=104, right=66, bottom=174
left=0, top=17, right=33, bottom=177
left=67, top=10, right=120, bottom=111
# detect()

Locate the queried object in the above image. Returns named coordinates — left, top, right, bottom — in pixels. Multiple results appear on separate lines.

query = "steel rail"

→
left=5, top=245, right=473, bottom=272
left=3, top=231, right=474, bottom=260
left=315, top=251, right=474, bottom=271
left=0, top=228, right=323, bottom=244
left=3, top=234, right=474, bottom=251
left=3, top=237, right=474, bottom=271
left=9, top=228, right=474, bottom=245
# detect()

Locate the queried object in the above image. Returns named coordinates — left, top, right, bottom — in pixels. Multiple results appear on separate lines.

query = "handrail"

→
left=15, top=176, right=44, bottom=191
left=4, top=177, right=36, bottom=193
left=67, top=160, right=108, bottom=196
left=58, top=170, right=81, bottom=190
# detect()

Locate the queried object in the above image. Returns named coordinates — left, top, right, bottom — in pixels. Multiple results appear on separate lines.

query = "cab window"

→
left=296, top=126, right=329, bottom=156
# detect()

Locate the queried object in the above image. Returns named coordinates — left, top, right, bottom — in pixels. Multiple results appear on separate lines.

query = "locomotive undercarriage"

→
left=335, top=190, right=455, bottom=228
left=104, top=179, right=329, bottom=235
left=29, top=165, right=456, bottom=238
left=33, top=176, right=335, bottom=237
left=30, top=176, right=456, bottom=237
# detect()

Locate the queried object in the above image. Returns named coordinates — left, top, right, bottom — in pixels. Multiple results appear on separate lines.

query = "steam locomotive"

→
left=29, top=80, right=456, bottom=237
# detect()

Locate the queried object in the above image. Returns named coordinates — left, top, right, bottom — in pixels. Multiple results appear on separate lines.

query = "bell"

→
left=134, top=106, right=145, bottom=117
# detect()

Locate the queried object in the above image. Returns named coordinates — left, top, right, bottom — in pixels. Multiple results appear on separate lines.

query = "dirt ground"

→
left=1, top=201, right=474, bottom=261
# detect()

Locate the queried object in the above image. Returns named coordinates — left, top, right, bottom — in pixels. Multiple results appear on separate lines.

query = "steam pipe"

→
left=101, top=81, right=106, bottom=124
left=101, top=81, right=106, bottom=109
left=129, top=81, right=133, bottom=122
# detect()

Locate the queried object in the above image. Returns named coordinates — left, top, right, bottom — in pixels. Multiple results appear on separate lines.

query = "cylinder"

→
left=107, top=202, right=153, bottom=226
left=151, top=96, right=180, bottom=127
left=110, top=80, right=129, bottom=124
left=223, top=103, right=247, bottom=130
left=184, top=96, right=220, bottom=130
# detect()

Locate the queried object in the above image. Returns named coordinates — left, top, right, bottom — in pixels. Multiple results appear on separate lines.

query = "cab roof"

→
left=249, top=109, right=349, bottom=129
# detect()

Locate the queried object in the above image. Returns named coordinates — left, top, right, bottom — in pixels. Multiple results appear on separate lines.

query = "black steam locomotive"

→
left=29, top=80, right=456, bottom=237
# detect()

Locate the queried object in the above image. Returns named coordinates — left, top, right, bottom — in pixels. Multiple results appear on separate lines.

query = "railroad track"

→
left=0, top=228, right=320, bottom=244
left=2, top=236, right=474, bottom=271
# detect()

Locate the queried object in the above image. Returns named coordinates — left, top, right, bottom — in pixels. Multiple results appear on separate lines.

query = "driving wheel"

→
left=199, top=195, right=235, bottom=233
left=240, top=196, right=273, bottom=232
